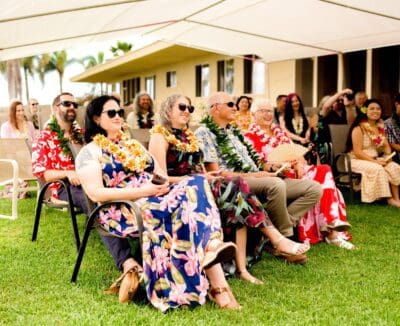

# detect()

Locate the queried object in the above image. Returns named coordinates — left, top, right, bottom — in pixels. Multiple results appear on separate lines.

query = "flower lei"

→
left=247, top=123, right=291, bottom=161
left=360, top=120, right=386, bottom=149
left=150, top=125, right=199, bottom=152
left=292, top=117, right=303, bottom=135
left=93, top=131, right=151, bottom=173
left=47, top=115, right=84, bottom=157
left=201, top=115, right=264, bottom=172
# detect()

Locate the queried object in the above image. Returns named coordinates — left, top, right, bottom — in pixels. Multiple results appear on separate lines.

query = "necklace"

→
left=292, top=116, right=303, bottom=135
left=47, top=116, right=84, bottom=156
left=150, top=125, right=199, bottom=152
left=93, top=131, right=151, bottom=173
left=360, top=120, right=386, bottom=150
left=201, top=115, right=263, bottom=172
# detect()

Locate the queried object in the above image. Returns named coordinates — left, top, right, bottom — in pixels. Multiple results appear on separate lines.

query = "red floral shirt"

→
left=32, top=128, right=78, bottom=198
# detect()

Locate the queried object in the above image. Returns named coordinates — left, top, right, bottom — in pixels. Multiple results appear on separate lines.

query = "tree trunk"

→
left=6, top=59, right=22, bottom=101
left=59, top=72, right=63, bottom=93
left=23, top=68, right=30, bottom=103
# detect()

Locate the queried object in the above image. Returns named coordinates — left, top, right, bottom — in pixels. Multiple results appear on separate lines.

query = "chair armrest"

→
left=0, top=159, right=19, bottom=186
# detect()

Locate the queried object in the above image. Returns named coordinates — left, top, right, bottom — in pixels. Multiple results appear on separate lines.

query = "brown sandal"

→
left=105, top=266, right=142, bottom=303
left=208, top=287, right=242, bottom=310
left=202, top=240, right=237, bottom=270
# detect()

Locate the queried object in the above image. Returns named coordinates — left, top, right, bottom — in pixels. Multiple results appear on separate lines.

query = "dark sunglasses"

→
left=31, top=103, right=39, bottom=106
left=178, top=103, right=195, bottom=113
left=58, top=101, right=78, bottom=109
left=102, top=108, right=125, bottom=118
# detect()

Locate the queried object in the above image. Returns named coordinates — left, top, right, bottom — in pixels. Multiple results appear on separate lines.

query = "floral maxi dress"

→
left=97, top=147, right=222, bottom=312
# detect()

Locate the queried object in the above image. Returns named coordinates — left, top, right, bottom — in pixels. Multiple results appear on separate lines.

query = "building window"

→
left=243, top=55, right=265, bottom=94
left=166, top=71, right=177, bottom=88
left=195, top=64, right=210, bottom=97
left=145, top=75, right=156, bottom=99
left=217, top=59, right=234, bottom=94
left=317, top=54, right=338, bottom=101
left=343, top=50, right=366, bottom=93
left=122, top=77, right=140, bottom=103
left=295, top=58, right=313, bottom=107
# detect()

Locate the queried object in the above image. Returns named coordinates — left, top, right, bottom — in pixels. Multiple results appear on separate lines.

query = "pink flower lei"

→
left=360, top=119, right=386, bottom=148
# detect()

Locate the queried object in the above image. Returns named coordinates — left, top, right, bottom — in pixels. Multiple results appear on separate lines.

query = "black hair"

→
left=235, top=95, right=252, bottom=111
left=276, top=94, right=287, bottom=102
left=84, top=95, right=120, bottom=143
left=345, top=98, right=382, bottom=152
left=284, top=93, right=309, bottom=137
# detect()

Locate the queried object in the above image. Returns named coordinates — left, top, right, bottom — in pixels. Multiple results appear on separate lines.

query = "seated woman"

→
left=0, top=100, right=36, bottom=141
left=148, top=94, right=311, bottom=285
left=280, top=93, right=318, bottom=164
left=0, top=100, right=36, bottom=198
left=245, top=99, right=355, bottom=250
left=231, top=95, right=252, bottom=131
left=346, top=99, right=400, bottom=207
left=75, top=95, right=240, bottom=311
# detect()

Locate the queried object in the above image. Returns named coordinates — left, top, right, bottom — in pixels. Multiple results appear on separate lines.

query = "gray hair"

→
left=250, top=98, right=274, bottom=113
left=133, top=91, right=153, bottom=113
left=158, top=94, right=191, bottom=132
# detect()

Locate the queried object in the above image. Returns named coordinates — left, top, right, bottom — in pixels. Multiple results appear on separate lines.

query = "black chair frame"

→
left=32, top=179, right=81, bottom=250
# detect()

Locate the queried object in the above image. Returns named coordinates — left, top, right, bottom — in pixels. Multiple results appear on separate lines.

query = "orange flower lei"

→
left=150, top=125, right=199, bottom=152
left=93, top=131, right=151, bottom=173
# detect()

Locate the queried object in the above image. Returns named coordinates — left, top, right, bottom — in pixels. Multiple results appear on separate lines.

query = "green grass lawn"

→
left=0, top=196, right=399, bottom=325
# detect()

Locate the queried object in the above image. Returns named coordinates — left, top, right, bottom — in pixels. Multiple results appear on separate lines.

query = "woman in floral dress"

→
left=149, top=94, right=311, bottom=285
left=245, top=99, right=355, bottom=249
left=346, top=99, right=400, bottom=206
left=75, top=95, right=240, bottom=311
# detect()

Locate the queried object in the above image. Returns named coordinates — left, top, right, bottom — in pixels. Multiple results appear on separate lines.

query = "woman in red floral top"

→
left=245, top=99, right=355, bottom=249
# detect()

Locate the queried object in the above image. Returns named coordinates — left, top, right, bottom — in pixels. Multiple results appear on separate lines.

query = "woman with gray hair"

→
left=149, top=94, right=311, bottom=289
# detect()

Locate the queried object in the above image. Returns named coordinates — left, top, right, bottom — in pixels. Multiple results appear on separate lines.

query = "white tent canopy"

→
left=1, top=0, right=399, bottom=62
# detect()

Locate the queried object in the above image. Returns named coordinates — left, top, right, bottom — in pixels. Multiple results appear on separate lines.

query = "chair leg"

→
left=32, top=189, right=47, bottom=242
left=65, top=185, right=81, bottom=251
left=71, top=217, right=94, bottom=283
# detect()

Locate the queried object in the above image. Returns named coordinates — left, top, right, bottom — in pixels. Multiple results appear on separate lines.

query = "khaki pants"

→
left=244, top=177, right=322, bottom=237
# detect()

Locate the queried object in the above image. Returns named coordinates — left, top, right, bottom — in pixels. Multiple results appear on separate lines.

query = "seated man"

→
left=31, top=92, right=137, bottom=287
left=384, top=93, right=400, bottom=163
left=195, top=92, right=322, bottom=262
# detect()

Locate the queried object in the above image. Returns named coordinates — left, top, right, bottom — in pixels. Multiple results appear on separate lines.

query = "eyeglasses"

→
left=215, top=102, right=235, bottom=108
left=178, top=103, right=195, bottom=113
left=256, top=109, right=273, bottom=114
left=31, top=103, right=39, bottom=106
left=57, top=101, right=78, bottom=109
left=102, top=108, right=125, bottom=118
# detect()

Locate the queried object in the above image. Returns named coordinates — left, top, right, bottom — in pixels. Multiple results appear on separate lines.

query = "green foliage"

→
left=0, top=198, right=399, bottom=324
left=110, top=41, right=133, bottom=57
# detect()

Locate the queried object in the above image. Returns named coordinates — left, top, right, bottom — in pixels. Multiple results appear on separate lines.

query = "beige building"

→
left=72, top=41, right=400, bottom=117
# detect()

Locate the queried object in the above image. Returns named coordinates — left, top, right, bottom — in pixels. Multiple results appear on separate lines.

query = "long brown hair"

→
left=9, top=101, right=25, bottom=131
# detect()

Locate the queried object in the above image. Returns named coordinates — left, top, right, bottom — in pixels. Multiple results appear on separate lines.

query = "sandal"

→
left=202, top=240, right=237, bottom=270
left=325, top=220, right=352, bottom=232
left=105, top=266, right=142, bottom=303
left=208, top=287, right=242, bottom=310
left=325, top=236, right=356, bottom=250
left=236, top=270, right=264, bottom=285
left=264, top=242, right=309, bottom=265
left=272, top=235, right=310, bottom=257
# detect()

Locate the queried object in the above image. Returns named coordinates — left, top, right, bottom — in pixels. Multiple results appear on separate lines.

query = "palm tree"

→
left=110, top=41, right=132, bottom=57
left=46, top=50, right=70, bottom=92
left=36, top=53, right=51, bottom=86
left=3, top=59, right=23, bottom=101
left=21, top=56, right=37, bottom=103
left=81, top=51, right=106, bottom=94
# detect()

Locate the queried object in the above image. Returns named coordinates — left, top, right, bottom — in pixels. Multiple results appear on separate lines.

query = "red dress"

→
left=245, top=123, right=352, bottom=244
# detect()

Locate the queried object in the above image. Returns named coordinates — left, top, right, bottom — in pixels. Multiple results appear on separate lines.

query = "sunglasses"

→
left=31, top=103, right=39, bottom=106
left=58, top=101, right=79, bottom=109
left=178, top=103, right=195, bottom=113
left=102, top=108, right=125, bottom=118
left=214, top=102, right=235, bottom=108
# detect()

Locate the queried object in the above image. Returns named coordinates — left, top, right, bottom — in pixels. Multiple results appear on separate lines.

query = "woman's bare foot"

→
left=236, top=269, right=263, bottom=285
left=273, top=235, right=310, bottom=256
left=388, top=198, right=400, bottom=208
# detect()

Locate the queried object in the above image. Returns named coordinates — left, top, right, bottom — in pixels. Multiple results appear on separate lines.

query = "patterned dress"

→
left=162, top=127, right=273, bottom=232
left=349, top=124, right=400, bottom=203
left=96, top=144, right=222, bottom=312
left=245, top=123, right=351, bottom=244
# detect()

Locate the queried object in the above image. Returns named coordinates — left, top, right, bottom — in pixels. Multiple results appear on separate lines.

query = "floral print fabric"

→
left=97, top=147, right=222, bottom=312
left=245, top=124, right=352, bottom=244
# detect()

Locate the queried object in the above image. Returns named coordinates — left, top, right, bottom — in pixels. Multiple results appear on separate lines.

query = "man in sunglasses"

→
left=195, top=92, right=322, bottom=263
left=32, top=92, right=134, bottom=273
